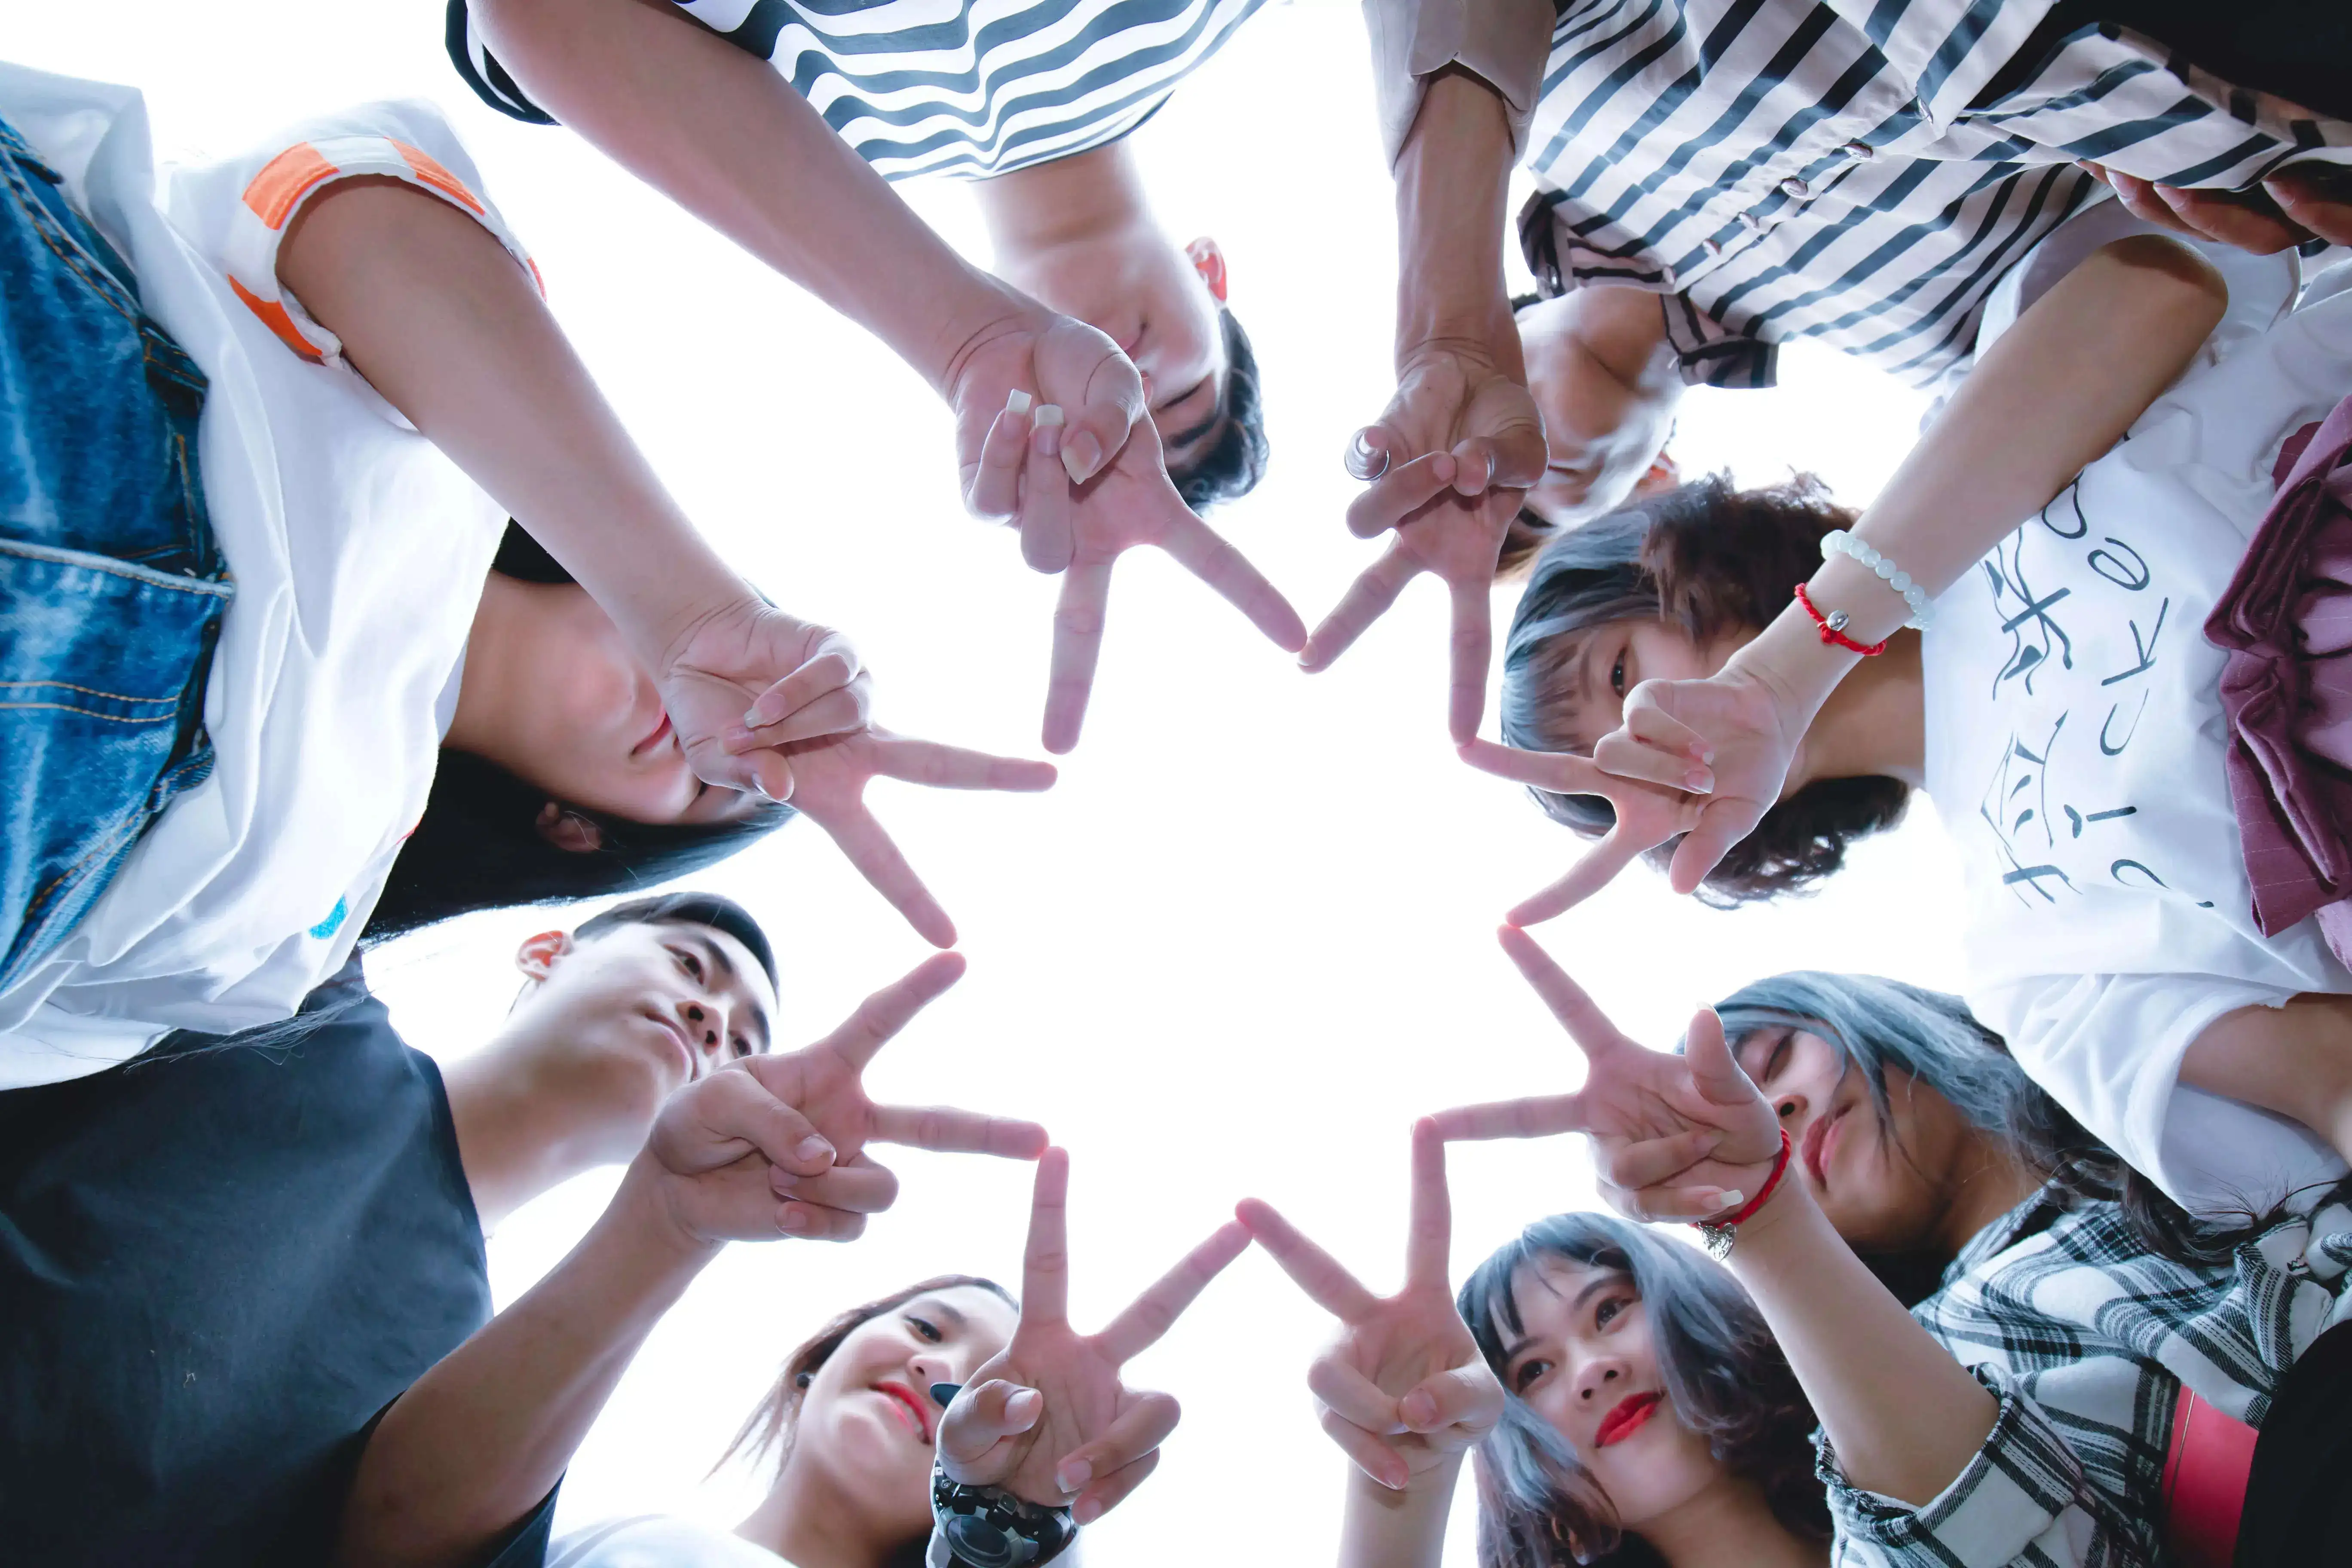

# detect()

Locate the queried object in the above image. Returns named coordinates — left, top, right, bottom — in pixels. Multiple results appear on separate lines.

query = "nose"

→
left=1572, top=1353, right=1628, bottom=1405
left=912, top=1353, right=954, bottom=1401
left=674, top=992, right=732, bottom=1061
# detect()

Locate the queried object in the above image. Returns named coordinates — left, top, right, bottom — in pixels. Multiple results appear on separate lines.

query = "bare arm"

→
left=2180, top=993, right=2352, bottom=1165
left=1339, top=1466, right=1458, bottom=1568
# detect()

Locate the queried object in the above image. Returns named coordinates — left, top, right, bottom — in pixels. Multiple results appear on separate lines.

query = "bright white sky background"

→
left=24, top=3, right=1967, bottom=1559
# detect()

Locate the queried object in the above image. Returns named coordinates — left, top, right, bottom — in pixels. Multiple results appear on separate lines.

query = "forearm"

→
left=2180, top=994, right=2352, bottom=1150
left=335, top=1173, right=720, bottom=1568
left=1338, top=1464, right=1458, bottom=1568
left=278, top=177, right=751, bottom=670
left=1733, top=234, right=2229, bottom=712
left=1726, top=1186, right=1997, bottom=1507
left=475, top=0, right=1020, bottom=392
left=1393, top=67, right=1519, bottom=364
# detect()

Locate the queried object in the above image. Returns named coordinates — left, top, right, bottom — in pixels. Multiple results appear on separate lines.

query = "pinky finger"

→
left=966, top=398, right=1033, bottom=523
left=1072, top=1450, right=1159, bottom=1526
left=1320, top=1409, right=1410, bottom=1491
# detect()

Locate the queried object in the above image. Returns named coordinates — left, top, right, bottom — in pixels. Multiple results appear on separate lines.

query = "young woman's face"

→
left=473, top=580, right=764, bottom=830
left=1731, top=1026, right=1982, bottom=1253
left=1498, top=1257, right=1730, bottom=1533
left=1547, top=619, right=1746, bottom=754
left=796, top=1286, right=1020, bottom=1535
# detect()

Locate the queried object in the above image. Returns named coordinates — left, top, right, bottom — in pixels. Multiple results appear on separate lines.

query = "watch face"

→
left=944, top=1513, right=1032, bottom=1568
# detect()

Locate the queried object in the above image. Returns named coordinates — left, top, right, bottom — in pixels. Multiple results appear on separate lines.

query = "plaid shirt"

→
left=1516, top=0, right=2352, bottom=391
left=1820, top=1182, right=2352, bottom=1568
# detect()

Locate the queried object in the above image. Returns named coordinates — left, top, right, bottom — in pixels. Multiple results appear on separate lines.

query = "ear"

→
left=1184, top=236, right=1228, bottom=304
left=534, top=800, right=605, bottom=854
left=515, top=928, right=574, bottom=982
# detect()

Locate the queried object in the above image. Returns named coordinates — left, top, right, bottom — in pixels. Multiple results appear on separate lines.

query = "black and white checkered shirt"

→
left=448, top=0, right=1266, bottom=180
left=1516, top=0, right=2352, bottom=391
left=1819, top=1182, right=2352, bottom=1567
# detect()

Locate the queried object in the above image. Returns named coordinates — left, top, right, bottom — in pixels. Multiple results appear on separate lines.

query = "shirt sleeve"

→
left=1362, top=0, right=1553, bottom=168
left=165, top=99, right=539, bottom=387
left=1820, top=1365, right=2126, bottom=1568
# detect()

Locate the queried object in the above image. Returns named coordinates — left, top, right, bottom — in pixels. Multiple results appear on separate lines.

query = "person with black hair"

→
left=1465, top=215, right=2352, bottom=1220
left=450, top=0, right=1301, bottom=753
left=0, top=892, right=796, bottom=1562
left=511, top=1149, right=1246, bottom=1568
left=0, top=70, right=1053, bottom=1090
left=1238, top=1122, right=1827, bottom=1568
left=1435, top=931, right=2352, bottom=1568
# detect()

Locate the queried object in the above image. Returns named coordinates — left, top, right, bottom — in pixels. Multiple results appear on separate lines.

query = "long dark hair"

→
left=1709, top=971, right=2262, bottom=1298
left=1458, top=1213, right=1827, bottom=1567
left=1498, top=475, right=1908, bottom=904
left=718, top=1274, right=1015, bottom=1568
left=361, top=524, right=792, bottom=942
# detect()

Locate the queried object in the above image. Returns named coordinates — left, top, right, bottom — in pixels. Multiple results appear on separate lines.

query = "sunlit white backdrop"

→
left=23, top=3, right=1962, bottom=1559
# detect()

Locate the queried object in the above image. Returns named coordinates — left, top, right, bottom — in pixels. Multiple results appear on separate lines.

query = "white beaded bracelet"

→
left=1819, top=530, right=1931, bottom=629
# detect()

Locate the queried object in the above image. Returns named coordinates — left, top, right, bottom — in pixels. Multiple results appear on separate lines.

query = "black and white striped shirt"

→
left=447, top=0, right=1267, bottom=180
left=1513, top=0, right=2352, bottom=390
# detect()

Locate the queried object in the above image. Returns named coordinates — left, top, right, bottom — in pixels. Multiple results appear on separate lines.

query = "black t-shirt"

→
left=0, top=962, right=552, bottom=1566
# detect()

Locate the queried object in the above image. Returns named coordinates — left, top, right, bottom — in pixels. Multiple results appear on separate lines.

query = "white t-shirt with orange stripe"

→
left=0, top=64, right=525, bottom=1086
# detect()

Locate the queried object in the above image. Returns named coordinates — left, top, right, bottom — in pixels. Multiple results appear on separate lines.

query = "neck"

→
left=975, top=142, right=1151, bottom=265
left=441, top=1027, right=656, bottom=1234
left=444, top=571, right=529, bottom=761
left=1634, top=1472, right=1828, bottom=1568
left=738, top=1457, right=893, bottom=1568
left=1931, top=1129, right=2044, bottom=1263
left=1789, top=629, right=1926, bottom=791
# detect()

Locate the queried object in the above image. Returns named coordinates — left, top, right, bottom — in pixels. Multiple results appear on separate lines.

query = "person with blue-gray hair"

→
left=1436, top=928, right=2352, bottom=1568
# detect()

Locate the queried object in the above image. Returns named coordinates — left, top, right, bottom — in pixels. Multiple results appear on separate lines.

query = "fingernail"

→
left=1716, top=1190, right=1745, bottom=1209
left=1693, top=744, right=1715, bottom=765
left=745, top=694, right=780, bottom=728
left=1005, top=388, right=1033, bottom=416
left=1380, top=1465, right=1408, bottom=1491
left=1062, top=430, right=1101, bottom=484
left=1684, top=769, right=1714, bottom=793
left=779, top=1207, right=813, bottom=1234
left=1007, top=1387, right=1042, bottom=1421
left=795, top=1136, right=834, bottom=1166
left=930, top=1382, right=963, bottom=1408
left=1400, top=1390, right=1436, bottom=1429
left=1032, top=419, right=1062, bottom=459
left=1073, top=1498, right=1103, bottom=1526
left=1033, top=402, right=1064, bottom=429
left=1057, top=1459, right=1093, bottom=1494
left=722, top=725, right=755, bottom=752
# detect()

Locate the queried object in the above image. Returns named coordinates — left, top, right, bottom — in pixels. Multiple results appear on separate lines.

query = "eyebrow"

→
left=912, top=1297, right=969, bottom=1330
left=1497, top=1273, right=1623, bottom=1365
left=684, top=932, right=770, bottom=1050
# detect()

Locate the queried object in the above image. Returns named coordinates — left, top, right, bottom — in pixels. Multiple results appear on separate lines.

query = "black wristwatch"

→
left=927, top=1464, right=1078, bottom=1568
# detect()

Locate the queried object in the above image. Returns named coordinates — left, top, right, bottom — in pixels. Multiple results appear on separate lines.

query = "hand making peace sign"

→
left=954, top=312, right=1308, bottom=754
left=1237, top=1119, right=1505, bottom=1493
left=1432, top=928, right=1782, bottom=1224
left=938, top=1148, right=1249, bottom=1523
left=631, top=951, right=1047, bottom=1248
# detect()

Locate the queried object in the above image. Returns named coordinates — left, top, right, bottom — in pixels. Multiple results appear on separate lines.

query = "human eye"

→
left=906, top=1314, right=943, bottom=1343
left=1512, top=1357, right=1553, bottom=1394
left=1595, top=1292, right=1632, bottom=1330
left=669, top=947, right=704, bottom=982
left=731, top=1036, right=751, bottom=1059
left=1610, top=646, right=1629, bottom=698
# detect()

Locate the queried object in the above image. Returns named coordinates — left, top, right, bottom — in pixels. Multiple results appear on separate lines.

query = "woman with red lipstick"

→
left=548, top=1150, right=1244, bottom=1568
left=1438, top=929, right=2352, bottom=1567
left=1244, top=1122, right=1825, bottom=1568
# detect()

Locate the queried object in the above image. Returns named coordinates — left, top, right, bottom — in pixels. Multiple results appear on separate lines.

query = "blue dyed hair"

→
left=1709, top=971, right=2245, bottom=1285
left=1458, top=1212, right=1826, bottom=1567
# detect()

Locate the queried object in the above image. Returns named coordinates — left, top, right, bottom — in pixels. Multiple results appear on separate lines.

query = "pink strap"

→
left=2160, top=1387, right=2259, bottom=1568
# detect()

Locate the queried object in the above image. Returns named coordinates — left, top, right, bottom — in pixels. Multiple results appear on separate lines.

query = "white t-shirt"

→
left=548, top=1516, right=789, bottom=1568
left=1922, top=214, right=2352, bottom=1216
left=0, top=65, right=527, bottom=1086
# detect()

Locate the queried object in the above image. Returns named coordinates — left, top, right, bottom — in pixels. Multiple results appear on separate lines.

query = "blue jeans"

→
left=0, top=113, right=231, bottom=993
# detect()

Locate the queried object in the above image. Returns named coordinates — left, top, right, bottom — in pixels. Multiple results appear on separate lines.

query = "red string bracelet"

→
left=1793, top=583, right=1889, bottom=657
left=1692, top=1129, right=1793, bottom=1258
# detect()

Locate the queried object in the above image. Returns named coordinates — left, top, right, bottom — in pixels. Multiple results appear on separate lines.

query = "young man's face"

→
left=1009, top=230, right=1232, bottom=474
left=510, top=919, right=778, bottom=1102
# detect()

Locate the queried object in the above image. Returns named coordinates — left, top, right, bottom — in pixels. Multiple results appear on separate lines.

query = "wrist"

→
left=1717, top=1168, right=1822, bottom=1275
left=1393, top=74, right=1515, bottom=357
left=604, top=1157, right=729, bottom=1282
left=1729, top=605, right=1859, bottom=728
left=927, top=272, right=1050, bottom=404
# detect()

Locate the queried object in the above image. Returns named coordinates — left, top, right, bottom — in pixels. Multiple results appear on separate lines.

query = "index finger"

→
left=872, top=1101, right=1050, bottom=1160
left=811, top=799, right=957, bottom=949
left=1447, top=571, right=1494, bottom=745
left=1507, top=827, right=1647, bottom=926
left=1233, top=1198, right=1378, bottom=1320
left=1426, top=1093, right=1586, bottom=1143
left=1404, top=1118, right=1452, bottom=1291
left=1020, top=1146, right=1072, bottom=1326
left=1298, top=542, right=1417, bottom=673
left=1498, top=925, right=1626, bottom=1057
left=867, top=734, right=1058, bottom=793
left=816, top=951, right=968, bottom=1069
left=1093, top=1220, right=1249, bottom=1364
left=1455, top=738, right=1611, bottom=795
left=1042, top=553, right=1116, bottom=756
left=1155, top=511, right=1308, bottom=655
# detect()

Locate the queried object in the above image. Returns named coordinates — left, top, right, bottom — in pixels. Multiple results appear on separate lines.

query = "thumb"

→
left=1399, top=1363, right=1505, bottom=1441
left=939, top=1379, right=1044, bottom=1472
left=1684, top=1008, right=1761, bottom=1111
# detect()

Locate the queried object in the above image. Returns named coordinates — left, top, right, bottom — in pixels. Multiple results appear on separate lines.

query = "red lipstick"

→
left=1595, top=1391, right=1662, bottom=1448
